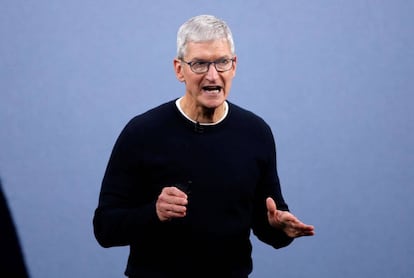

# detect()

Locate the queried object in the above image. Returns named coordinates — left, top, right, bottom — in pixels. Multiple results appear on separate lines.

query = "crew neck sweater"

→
left=94, top=99, right=293, bottom=277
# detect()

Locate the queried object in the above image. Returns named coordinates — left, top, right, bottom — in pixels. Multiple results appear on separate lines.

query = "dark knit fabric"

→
left=0, top=180, right=30, bottom=278
left=93, top=100, right=293, bottom=277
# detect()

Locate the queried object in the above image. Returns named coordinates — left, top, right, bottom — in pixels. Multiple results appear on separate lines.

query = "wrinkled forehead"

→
left=184, top=39, right=233, bottom=59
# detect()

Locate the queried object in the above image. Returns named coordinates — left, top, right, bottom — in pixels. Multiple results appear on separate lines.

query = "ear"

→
left=173, top=58, right=185, bottom=82
left=231, top=55, right=237, bottom=78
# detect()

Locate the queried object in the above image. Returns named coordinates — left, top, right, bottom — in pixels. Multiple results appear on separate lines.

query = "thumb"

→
left=266, top=197, right=277, bottom=214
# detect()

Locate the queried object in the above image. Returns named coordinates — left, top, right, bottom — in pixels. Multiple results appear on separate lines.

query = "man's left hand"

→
left=266, top=197, right=315, bottom=238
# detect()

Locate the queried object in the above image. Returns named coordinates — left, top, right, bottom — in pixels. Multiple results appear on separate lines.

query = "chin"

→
left=201, top=98, right=225, bottom=109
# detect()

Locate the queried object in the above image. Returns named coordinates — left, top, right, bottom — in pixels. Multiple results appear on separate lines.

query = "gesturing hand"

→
left=266, top=197, right=315, bottom=238
left=156, top=186, right=188, bottom=221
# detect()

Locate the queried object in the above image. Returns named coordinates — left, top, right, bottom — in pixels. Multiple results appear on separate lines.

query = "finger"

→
left=157, top=201, right=187, bottom=221
left=289, top=222, right=315, bottom=237
left=161, top=187, right=188, bottom=206
left=162, top=194, right=188, bottom=207
left=293, top=220, right=314, bottom=233
left=166, top=204, right=187, bottom=215
left=164, top=186, right=187, bottom=198
left=294, top=227, right=315, bottom=237
left=266, top=197, right=277, bottom=213
left=300, top=224, right=315, bottom=235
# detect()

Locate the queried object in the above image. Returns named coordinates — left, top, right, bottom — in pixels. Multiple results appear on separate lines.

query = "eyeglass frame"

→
left=179, top=57, right=236, bottom=74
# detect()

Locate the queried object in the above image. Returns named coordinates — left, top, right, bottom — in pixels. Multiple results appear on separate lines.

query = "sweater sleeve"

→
left=251, top=122, right=294, bottom=249
left=93, top=119, right=162, bottom=248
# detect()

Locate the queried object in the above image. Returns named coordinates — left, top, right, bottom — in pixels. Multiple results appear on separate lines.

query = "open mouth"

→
left=202, top=86, right=222, bottom=94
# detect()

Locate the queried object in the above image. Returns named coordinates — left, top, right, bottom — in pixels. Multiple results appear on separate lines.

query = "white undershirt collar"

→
left=175, top=97, right=228, bottom=125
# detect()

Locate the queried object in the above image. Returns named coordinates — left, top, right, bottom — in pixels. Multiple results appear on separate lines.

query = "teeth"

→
left=203, top=86, right=221, bottom=93
left=204, top=89, right=219, bottom=94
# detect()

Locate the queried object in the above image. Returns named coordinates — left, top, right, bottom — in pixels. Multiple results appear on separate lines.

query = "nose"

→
left=205, top=62, right=219, bottom=80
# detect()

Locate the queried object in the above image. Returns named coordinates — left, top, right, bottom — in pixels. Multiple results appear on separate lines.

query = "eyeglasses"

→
left=180, top=58, right=235, bottom=74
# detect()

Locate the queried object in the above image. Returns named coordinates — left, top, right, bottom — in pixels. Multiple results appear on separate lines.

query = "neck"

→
left=179, top=97, right=226, bottom=124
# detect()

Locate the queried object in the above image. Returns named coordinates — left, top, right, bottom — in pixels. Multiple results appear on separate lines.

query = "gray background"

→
left=1, top=1, right=413, bottom=277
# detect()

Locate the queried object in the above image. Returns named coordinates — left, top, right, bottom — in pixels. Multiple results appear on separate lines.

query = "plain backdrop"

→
left=1, top=1, right=413, bottom=277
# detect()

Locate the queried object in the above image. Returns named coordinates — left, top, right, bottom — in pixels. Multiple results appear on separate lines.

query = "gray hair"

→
left=176, top=15, right=235, bottom=59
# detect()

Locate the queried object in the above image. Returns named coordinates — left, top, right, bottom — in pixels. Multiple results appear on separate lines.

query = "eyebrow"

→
left=189, top=55, right=231, bottom=62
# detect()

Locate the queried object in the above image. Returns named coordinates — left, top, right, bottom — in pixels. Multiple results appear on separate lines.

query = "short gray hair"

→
left=176, top=15, right=235, bottom=59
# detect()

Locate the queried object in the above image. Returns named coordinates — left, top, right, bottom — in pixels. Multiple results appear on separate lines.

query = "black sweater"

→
left=93, top=100, right=293, bottom=277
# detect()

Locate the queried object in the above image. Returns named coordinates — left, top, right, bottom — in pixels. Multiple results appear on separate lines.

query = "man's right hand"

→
left=156, top=186, right=188, bottom=221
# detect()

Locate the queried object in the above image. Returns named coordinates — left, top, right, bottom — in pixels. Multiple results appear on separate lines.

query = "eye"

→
left=217, top=59, right=230, bottom=66
left=192, top=61, right=208, bottom=67
left=190, top=61, right=207, bottom=70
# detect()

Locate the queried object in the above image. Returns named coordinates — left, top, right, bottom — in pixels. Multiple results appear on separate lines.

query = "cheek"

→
left=186, top=76, right=203, bottom=87
left=224, top=76, right=234, bottom=89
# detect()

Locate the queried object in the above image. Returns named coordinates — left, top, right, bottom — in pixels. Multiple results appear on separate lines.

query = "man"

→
left=93, top=14, right=314, bottom=278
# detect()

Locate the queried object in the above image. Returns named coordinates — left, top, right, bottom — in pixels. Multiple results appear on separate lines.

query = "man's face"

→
left=174, top=39, right=237, bottom=110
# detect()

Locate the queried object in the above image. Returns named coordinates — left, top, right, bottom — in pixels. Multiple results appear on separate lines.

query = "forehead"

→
left=185, top=39, right=232, bottom=59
